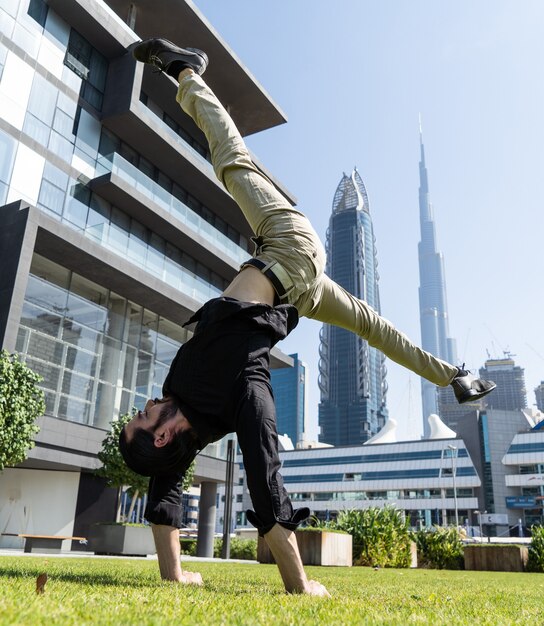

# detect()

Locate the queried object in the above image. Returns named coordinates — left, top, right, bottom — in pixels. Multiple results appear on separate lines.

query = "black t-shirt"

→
left=162, top=297, right=299, bottom=447
left=144, top=297, right=299, bottom=529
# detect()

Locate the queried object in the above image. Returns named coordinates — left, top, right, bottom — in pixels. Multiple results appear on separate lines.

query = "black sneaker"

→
left=450, top=366, right=497, bottom=404
left=131, top=38, right=208, bottom=77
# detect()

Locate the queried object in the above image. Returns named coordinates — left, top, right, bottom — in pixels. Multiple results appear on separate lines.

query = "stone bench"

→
left=1, top=533, right=87, bottom=553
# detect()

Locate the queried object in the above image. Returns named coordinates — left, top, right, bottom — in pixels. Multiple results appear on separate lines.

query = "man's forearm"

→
left=264, top=523, right=330, bottom=596
left=151, top=524, right=203, bottom=585
left=152, top=524, right=183, bottom=581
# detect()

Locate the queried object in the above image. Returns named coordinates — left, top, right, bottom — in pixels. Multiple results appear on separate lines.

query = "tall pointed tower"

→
left=318, top=169, right=388, bottom=445
left=417, top=122, right=457, bottom=436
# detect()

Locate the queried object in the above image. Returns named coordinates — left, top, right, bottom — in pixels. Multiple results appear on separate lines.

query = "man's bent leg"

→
left=306, top=274, right=457, bottom=386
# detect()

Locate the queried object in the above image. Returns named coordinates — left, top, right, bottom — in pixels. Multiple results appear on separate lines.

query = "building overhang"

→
left=47, top=0, right=288, bottom=136
left=104, top=0, right=287, bottom=136
left=101, top=53, right=296, bottom=237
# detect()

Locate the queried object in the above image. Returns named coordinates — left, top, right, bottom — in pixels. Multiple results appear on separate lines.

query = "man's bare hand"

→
left=305, top=580, right=331, bottom=597
left=179, top=570, right=203, bottom=585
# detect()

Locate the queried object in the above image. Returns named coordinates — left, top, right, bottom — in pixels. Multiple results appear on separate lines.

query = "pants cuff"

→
left=246, top=507, right=310, bottom=537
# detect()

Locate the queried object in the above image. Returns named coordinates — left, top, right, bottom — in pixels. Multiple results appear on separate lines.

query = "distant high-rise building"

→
left=318, top=169, right=388, bottom=446
left=417, top=124, right=457, bottom=436
left=436, top=385, right=484, bottom=432
left=479, top=358, right=527, bottom=410
left=535, top=382, right=544, bottom=411
left=270, top=353, right=307, bottom=447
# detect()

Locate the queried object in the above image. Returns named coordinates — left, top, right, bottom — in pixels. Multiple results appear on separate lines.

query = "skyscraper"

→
left=535, top=382, right=544, bottom=411
left=318, top=169, right=388, bottom=446
left=270, top=353, right=307, bottom=447
left=417, top=124, right=457, bottom=435
left=479, top=358, right=527, bottom=410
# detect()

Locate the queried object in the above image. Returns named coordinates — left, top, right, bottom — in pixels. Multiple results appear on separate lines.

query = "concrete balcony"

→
left=91, top=152, right=249, bottom=278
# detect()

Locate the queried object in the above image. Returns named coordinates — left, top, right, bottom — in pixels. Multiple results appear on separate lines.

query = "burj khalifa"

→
left=417, top=123, right=457, bottom=436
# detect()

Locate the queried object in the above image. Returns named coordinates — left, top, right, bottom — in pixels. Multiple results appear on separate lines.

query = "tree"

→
left=0, top=350, right=45, bottom=472
left=96, top=412, right=195, bottom=522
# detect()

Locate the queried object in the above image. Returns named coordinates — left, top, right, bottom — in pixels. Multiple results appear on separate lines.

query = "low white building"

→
left=218, top=414, right=481, bottom=532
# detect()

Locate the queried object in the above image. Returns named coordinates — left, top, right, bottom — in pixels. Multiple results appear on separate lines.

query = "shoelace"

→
left=149, top=54, right=164, bottom=74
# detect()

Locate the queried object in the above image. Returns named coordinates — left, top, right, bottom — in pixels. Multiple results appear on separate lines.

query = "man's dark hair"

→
left=118, top=400, right=198, bottom=477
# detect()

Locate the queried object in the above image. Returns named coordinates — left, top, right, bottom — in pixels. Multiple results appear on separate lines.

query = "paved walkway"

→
left=0, top=548, right=258, bottom=564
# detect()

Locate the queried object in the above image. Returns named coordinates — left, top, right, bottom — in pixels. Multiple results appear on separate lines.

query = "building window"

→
left=17, top=254, right=187, bottom=429
left=28, top=0, right=48, bottom=27
left=64, top=30, right=108, bottom=110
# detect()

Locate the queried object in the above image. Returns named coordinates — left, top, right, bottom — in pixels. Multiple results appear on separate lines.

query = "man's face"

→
left=123, top=397, right=170, bottom=442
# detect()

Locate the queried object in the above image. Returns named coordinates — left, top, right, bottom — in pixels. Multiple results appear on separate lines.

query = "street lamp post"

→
left=448, top=444, right=459, bottom=528
left=474, top=510, right=486, bottom=542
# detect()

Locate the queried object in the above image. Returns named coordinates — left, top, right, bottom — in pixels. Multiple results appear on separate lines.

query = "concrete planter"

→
left=258, top=530, right=352, bottom=566
left=464, top=544, right=528, bottom=572
left=90, top=524, right=156, bottom=557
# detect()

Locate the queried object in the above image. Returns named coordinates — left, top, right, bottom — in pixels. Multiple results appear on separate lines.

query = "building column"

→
left=196, top=481, right=217, bottom=557
left=0, top=201, right=37, bottom=351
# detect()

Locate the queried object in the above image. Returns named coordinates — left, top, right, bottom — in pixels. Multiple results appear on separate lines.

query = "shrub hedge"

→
left=180, top=537, right=257, bottom=560
left=527, top=525, right=544, bottom=572
left=333, top=506, right=412, bottom=568
left=414, top=526, right=464, bottom=569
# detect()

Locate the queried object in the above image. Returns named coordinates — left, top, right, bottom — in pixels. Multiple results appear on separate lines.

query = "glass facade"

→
left=1, top=3, right=248, bottom=298
left=508, top=442, right=544, bottom=454
left=270, top=352, right=306, bottom=446
left=16, top=254, right=189, bottom=428
left=282, top=467, right=476, bottom=484
left=97, top=151, right=249, bottom=266
left=288, top=488, right=473, bottom=502
left=280, top=448, right=469, bottom=468
left=318, top=170, right=388, bottom=446
left=0, top=2, right=254, bottom=436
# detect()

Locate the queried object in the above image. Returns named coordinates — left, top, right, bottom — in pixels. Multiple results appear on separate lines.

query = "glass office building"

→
left=318, top=169, right=388, bottom=446
left=0, top=0, right=294, bottom=552
left=270, top=352, right=307, bottom=447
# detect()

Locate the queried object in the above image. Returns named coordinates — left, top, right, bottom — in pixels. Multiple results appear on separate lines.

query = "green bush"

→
left=527, top=525, right=544, bottom=572
left=96, top=412, right=151, bottom=499
left=333, top=506, right=412, bottom=568
left=180, top=538, right=197, bottom=556
left=0, top=350, right=45, bottom=471
left=414, top=526, right=464, bottom=569
left=213, top=537, right=257, bottom=560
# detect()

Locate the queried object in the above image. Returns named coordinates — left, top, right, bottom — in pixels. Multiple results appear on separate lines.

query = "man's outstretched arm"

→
left=264, top=524, right=330, bottom=597
left=151, top=524, right=202, bottom=585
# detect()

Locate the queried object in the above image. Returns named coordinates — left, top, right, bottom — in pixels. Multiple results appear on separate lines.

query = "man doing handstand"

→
left=119, top=39, right=496, bottom=596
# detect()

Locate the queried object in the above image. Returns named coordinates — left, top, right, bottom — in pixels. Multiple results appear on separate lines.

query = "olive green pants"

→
left=177, top=73, right=456, bottom=386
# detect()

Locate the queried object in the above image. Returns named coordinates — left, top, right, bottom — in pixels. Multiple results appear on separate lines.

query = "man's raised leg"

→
left=304, top=274, right=496, bottom=402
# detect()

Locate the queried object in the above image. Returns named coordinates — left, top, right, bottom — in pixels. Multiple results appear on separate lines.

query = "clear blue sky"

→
left=194, top=0, right=544, bottom=440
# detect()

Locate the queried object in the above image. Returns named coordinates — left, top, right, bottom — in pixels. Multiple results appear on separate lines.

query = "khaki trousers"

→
left=177, top=74, right=456, bottom=386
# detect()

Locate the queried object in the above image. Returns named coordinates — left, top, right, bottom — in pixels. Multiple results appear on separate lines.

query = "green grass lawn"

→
left=0, top=555, right=542, bottom=625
